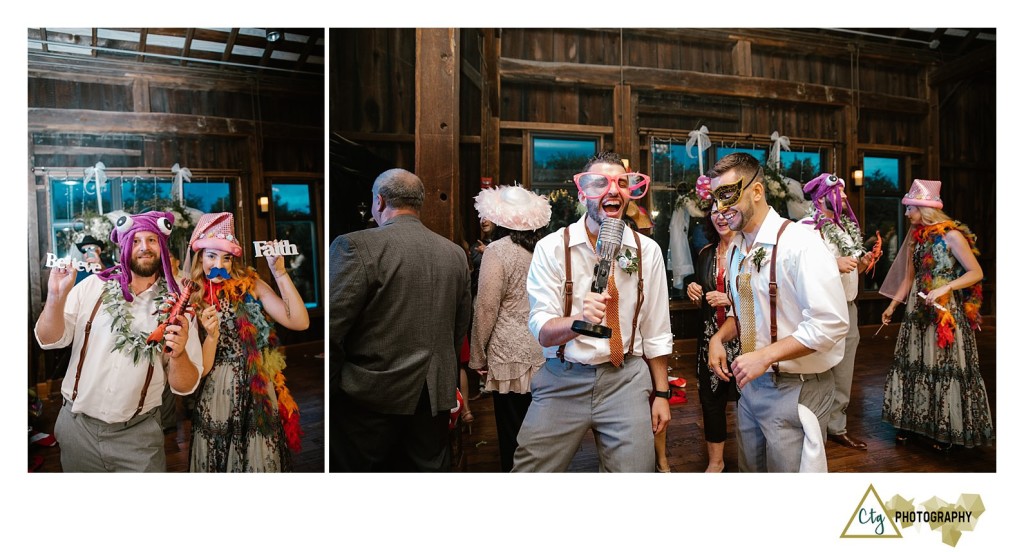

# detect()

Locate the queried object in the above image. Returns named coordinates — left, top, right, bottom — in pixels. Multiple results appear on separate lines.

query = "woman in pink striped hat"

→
left=879, top=179, right=993, bottom=451
left=185, top=212, right=310, bottom=472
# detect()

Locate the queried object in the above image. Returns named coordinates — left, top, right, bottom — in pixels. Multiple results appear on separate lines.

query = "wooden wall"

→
left=28, top=53, right=324, bottom=385
left=330, top=27, right=996, bottom=330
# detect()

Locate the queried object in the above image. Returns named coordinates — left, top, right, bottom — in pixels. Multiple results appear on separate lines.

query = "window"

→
left=861, top=156, right=904, bottom=291
left=778, top=151, right=823, bottom=183
left=273, top=183, right=320, bottom=309
left=49, top=176, right=113, bottom=259
left=529, top=135, right=600, bottom=231
left=48, top=174, right=232, bottom=260
left=649, top=137, right=707, bottom=296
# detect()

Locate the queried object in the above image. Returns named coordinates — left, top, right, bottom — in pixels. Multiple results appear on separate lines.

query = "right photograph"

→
left=327, top=28, right=996, bottom=473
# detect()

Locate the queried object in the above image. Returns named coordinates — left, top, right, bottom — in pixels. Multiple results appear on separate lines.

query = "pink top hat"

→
left=902, top=179, right=943, bottom=209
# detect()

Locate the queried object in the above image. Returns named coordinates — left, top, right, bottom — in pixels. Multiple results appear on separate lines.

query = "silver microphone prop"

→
left=572, top=217, right=626, bottom=338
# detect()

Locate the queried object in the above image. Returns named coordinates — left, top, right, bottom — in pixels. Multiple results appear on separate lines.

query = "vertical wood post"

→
left=415, top=28, right=460, bottom=242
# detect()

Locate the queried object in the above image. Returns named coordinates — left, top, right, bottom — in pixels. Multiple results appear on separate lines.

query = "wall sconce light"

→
left=852, top=169, right=864, bottom=187
left=258, top=194, right=270, bottom=214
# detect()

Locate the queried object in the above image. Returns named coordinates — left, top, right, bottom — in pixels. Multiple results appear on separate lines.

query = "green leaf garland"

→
left=100, top=279, right=172, bottom=365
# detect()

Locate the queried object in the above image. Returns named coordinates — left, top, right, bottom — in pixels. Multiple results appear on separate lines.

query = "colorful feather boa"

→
left=212, top=268, right=304, bottom=453
left=911, top=221, right=983, bottom=348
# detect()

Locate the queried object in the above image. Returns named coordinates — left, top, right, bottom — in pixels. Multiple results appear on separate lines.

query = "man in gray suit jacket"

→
left=330, top=168, right=472, bottom=472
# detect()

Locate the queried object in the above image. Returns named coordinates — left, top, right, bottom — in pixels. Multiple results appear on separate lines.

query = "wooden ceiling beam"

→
left=500, top=57, right=929, bottom=113
left=296, top=32, right=317, bottom=70
left=28, top=107, right=321, bottom=139
left=181, top=28, right=195, bottom=67
left=221, top=28, right=238, bottom=61
left=954, top=29, right=980, bottom=57
left=136, top=28, right=148, bottom=62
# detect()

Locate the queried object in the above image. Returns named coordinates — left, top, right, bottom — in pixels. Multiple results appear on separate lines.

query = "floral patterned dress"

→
left=694, top=243, right=740, bottom=442
left=189, top=272, right=300, bottom=472
left=881, top=221, right=993, bottom=447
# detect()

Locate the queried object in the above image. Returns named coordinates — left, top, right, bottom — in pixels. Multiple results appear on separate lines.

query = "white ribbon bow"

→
left=83, top=162, right=107, bottom=215
left=769, top=131, right=791, bottom=170
left=686, top=125, right=711, bottom=175
left=171, top=163, right=192, bottom=207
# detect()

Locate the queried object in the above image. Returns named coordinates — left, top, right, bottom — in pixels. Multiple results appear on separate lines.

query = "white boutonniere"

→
left=617, top=249, right=639, bottom=275
left=750, top=247, right=767, bottom=272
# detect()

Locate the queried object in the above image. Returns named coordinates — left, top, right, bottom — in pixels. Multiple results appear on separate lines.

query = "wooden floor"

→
left=28, top=341, right=324, bottom=473
left=461, top=322, right=997, bottom=473
left=29, top=324, right=995, bottom=473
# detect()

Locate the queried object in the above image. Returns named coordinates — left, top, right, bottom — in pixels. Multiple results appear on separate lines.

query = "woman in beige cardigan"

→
left=468, top=185, right=551, bottom=472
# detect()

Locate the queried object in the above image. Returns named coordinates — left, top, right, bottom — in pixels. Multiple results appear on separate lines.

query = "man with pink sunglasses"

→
left=512, top=151, right=673, bottom=472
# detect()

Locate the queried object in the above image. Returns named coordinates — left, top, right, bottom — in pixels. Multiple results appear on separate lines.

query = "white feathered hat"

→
left=474, top=185, right=551, bottom=231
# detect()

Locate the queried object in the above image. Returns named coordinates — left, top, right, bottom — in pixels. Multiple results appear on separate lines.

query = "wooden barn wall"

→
left=938, top=75, right=997, bottom=313
left=327, top=28, right=995, bottom=321
left=329, top=28, right=417, bottom=241
left=29, top=57, right=324, bottom=385
left=494, top=28, right=994, bottom=321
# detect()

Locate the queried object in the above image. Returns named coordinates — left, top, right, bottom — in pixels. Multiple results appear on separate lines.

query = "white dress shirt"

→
left=528, top=215, right=673, bottom=364
left=726, top=209, right=849, bottom=374
left=35, top=274, right=203, bottom=423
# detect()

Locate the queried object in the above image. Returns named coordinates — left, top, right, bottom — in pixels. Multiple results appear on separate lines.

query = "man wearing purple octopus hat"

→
left=35, top=211, right=203, bottom=472
left=800, top=173, right=873, bottom=451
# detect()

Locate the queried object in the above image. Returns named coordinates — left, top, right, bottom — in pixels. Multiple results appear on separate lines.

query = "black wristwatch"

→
left=653, top=389, right=672, bottom=401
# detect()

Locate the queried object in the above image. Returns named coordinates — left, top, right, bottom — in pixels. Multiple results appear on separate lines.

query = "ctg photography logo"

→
left=840, top=484, right=985, bottom=547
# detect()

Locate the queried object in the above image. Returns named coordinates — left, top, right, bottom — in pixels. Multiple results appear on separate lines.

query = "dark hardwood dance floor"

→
left=28, top=341, right=324, bottom=473
left=460, top=321, right=996, bottom=473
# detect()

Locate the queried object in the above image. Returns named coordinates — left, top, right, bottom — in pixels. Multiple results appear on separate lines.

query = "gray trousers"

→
left=736, top=369, right=834, bottom=473
left=512, top=356, right=654, bottom=473
left=54, top=400, right=165, bottom=472
left=828, top=302, right=859, bottom=435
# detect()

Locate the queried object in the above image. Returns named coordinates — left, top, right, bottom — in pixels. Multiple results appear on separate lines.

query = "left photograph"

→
left=27, top=28, right=325, bottom=472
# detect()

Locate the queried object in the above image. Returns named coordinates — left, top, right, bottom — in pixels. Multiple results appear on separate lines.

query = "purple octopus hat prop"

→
left=802, top=172, right=859, bottom=232
left=96, top=210, right=180, bottom=301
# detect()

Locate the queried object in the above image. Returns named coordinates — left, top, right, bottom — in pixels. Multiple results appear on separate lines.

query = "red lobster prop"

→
left=864, top=230, right=884, bottom=278
left=147, top=279, right=198, bottom=354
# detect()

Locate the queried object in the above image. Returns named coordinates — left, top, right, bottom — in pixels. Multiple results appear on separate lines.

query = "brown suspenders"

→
left=70, top=290, right=157, bottom=418
left=556, top=225, right=644, bottom=362
left=768, top=220, right=791, bottom=371
left=729, top=220, right=791, bottom=372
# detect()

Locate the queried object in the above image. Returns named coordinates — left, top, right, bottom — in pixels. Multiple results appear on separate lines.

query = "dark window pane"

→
left=273, top=183, right=319, bottom=309
left=861, top=156, right=905, bottom=290
left=779, top=151, right=822, bottom=183
left=531, top=136, right=598, bottom=199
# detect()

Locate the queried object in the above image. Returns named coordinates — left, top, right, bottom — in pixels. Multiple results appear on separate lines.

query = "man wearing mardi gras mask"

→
left=706, top=153, right=848, bottom=472
left=35, top=211, right=204, bottom=472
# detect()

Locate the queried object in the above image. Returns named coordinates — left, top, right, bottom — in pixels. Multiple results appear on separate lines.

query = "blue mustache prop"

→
left=206, top=267, right=232, bottom=280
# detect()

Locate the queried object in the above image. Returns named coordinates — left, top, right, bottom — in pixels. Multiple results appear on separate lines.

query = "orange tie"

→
left=607, top=271, right=624, bottom=367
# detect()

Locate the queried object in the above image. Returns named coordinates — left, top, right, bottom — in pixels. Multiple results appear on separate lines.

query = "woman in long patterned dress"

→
left=686, top=206, right=741, bottom=472
left=468, top=185, right=550, bottom=472
left=187, top=212, right=310, bottom=472
left=880, top=180, right=993, bottom=450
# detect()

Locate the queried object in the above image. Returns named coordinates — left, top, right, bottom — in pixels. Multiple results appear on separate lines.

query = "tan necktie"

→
left=736, top=272, right=757, bottom=354
left=607, top=271, right=624, bottom=367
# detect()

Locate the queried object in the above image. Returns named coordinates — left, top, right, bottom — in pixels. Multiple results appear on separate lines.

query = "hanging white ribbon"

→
left=769, top=131, right=791, bottom=170
left=686, top=125, right=711, bottom=175
left=171, top=163, right=192, bottom=207
left=83, top=162, right=107, bottom=215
